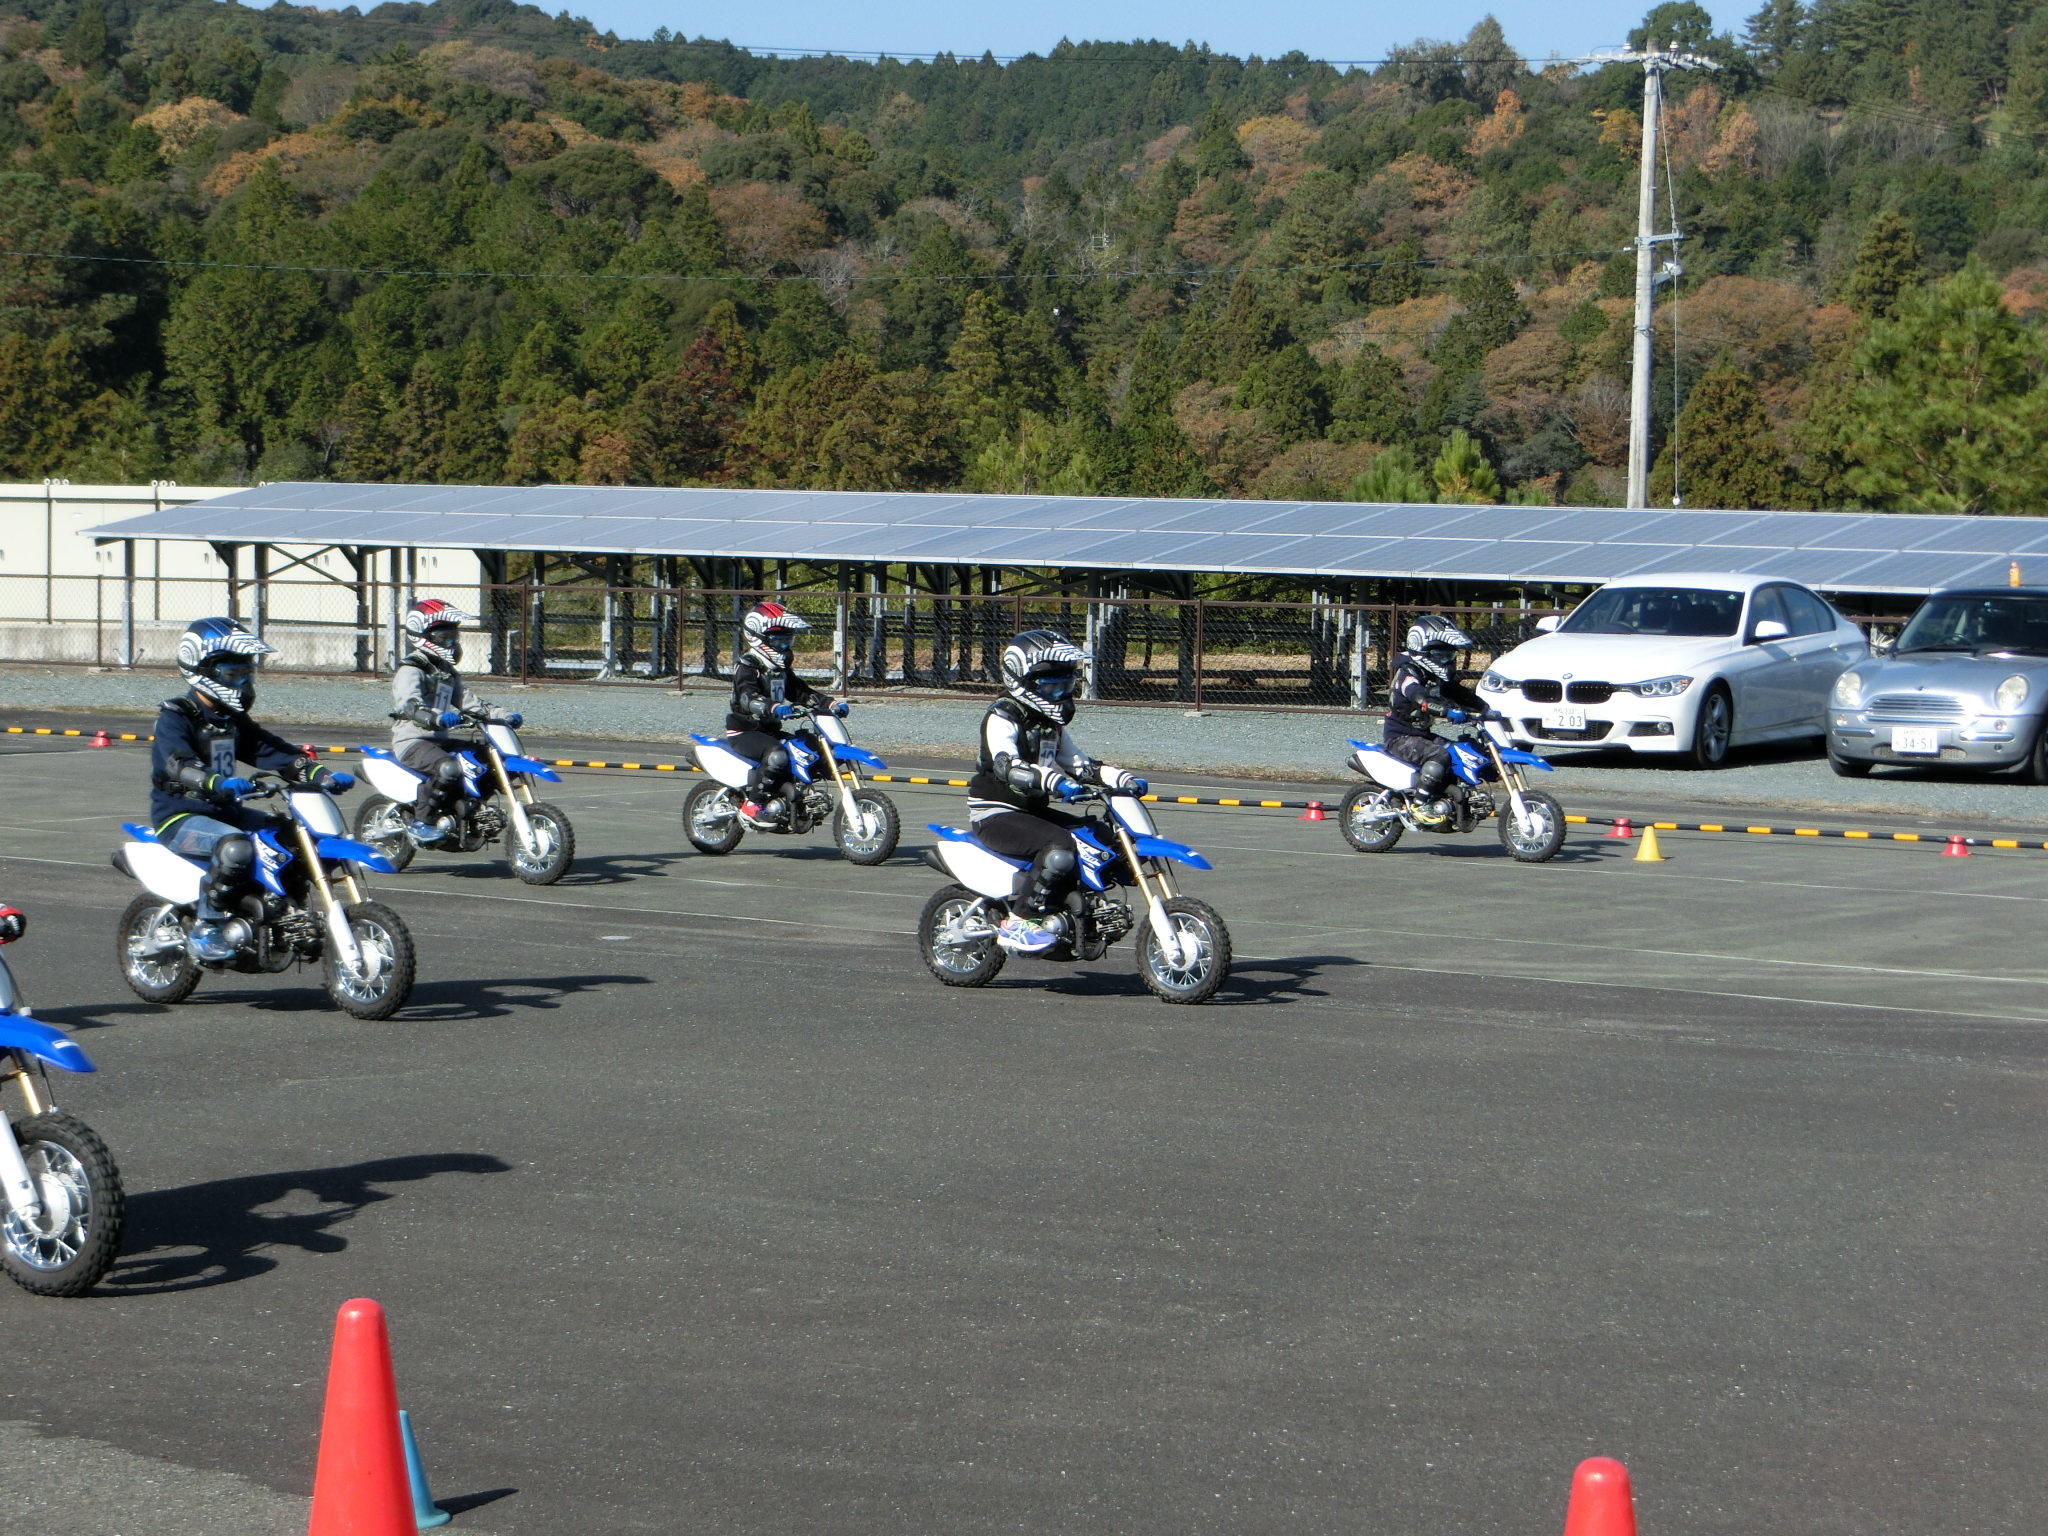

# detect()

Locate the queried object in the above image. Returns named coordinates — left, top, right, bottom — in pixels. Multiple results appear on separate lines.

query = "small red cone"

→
left=90, top=729, right=110, bottom=748
left=1604, top=816, right=1633, bottom=841
left=1562, top=1456, right=1637, bottom=1536
left=307, top=1299, right=416, bottom=1536
left=1941, top=835, right=1972, bottom=858
left=1299, top=799, right=1326, bottom=822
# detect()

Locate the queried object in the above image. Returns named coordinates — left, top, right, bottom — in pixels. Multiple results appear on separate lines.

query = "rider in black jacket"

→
left=725, top=601, right=846, bottom=822
left=149, top=617, right=352, bottom=960
left=1381, top=614, right=1486, bottom=823
left=968, top=629, right=1146, bottom=954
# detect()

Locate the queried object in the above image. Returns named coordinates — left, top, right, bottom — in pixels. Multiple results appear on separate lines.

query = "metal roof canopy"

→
left=80, top=482, right=2048, bottom=595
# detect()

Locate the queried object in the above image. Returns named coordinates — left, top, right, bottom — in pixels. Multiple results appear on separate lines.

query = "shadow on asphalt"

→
left=422, top=850, right=691, bottom=885
left=228, top=973, right=654, bottom=1022
left=33, top=1001, right=174, bottom=1032
left=100, top=1152, right=512, bottom=1295
left=990, top=953, right=1368, bottom=1006
left=439, top=1488, right=518, bottom=1516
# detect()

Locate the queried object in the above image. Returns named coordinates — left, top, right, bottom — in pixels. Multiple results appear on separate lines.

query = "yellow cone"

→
left=1633, top=824, right=1666, bottom=862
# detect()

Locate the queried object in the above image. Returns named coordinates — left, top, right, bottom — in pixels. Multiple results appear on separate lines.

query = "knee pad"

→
left=432, top=757, right=465, bottom=786
left=1414, top=757, right=1450, bottom=797
left=1037, top=845, right=1077, bottom=881
left=761, top=746, right=790, bottom=777
left=210, top=835, right=255, bottom=880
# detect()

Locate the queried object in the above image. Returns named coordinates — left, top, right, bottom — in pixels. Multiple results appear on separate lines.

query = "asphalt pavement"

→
left=1, top=728, right=2046, bottom=1533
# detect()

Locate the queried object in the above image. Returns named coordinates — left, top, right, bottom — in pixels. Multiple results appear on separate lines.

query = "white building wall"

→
left=0, top=482, right=485, bottom=668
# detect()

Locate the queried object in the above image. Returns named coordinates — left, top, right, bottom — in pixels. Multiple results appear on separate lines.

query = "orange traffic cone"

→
left=1941, top=835, right=1972, bottom=857
left=307, top=1299, right=417, bottom=1536
left=1604, top=816, right=1633, bottom=841
left=89, top=729, right=110, bottom=748
left=1299, top=800, right=1326, bottom=822
left=1562, top=1456, right=1637, bottom=1536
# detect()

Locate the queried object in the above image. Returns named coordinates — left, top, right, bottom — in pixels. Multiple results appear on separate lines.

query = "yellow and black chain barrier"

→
left=12, top=723, right=2047, bottom=850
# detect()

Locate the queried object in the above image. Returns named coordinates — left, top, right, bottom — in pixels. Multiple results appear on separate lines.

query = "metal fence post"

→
left=119, top=541, right=136, bottom=667
left=1191, top=601, right=1205, bottom=713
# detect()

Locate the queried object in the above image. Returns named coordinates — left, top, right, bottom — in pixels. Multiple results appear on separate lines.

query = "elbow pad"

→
left=996, top=755, right=1039, bottom=795
left=173, top=763, right=212, bottom=794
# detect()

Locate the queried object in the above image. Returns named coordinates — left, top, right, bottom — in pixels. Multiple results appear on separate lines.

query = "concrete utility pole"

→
left=1584, top=43, right=1718, bottom=508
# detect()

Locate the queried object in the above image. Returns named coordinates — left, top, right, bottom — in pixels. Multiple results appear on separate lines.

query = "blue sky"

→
left=573, top=1, right=1714, bottom=63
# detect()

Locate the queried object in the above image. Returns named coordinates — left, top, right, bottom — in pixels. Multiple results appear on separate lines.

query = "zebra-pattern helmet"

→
left=176, top=617, right=275, bottom=714
left=1001, top=629, right=1087, bottom=724
left=1404, top=614, right=1472, bottom=684
left=741, top=600, right=809, bottom=671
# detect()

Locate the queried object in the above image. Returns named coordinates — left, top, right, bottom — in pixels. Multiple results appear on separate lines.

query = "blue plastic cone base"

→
left=399, top=1409, right=454, bottom=1529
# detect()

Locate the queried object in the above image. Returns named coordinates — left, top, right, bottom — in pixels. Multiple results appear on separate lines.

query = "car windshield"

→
left=1558, top=586, right=1744, bottom=638
left=1896, top=594, right=2048, bottom=656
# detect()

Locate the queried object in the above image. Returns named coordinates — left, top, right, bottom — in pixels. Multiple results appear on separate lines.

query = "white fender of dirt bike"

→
left=125, top=841, right=204, bottom=906
left=291, top=790, right=347, bottom=838
left=934, top=837, right=1027, bottom=902
left=361, top=754, right=424, bottom=801
left=815, top=714, right=851, bottom=747
left=1357, top=746, right=1418, bottom=792
left=692, top=737, right=755, bottom=791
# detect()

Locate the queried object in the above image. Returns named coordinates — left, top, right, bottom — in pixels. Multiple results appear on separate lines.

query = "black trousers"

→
left=726, top=729, right=817, bottom=799
left=1381, top=731, right=1452, bottom=794
left=975, top=809, right=1090, bottom=916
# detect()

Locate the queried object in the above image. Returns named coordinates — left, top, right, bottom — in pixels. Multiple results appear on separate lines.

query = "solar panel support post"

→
left=251, top=544, right=268, bottom=644
left=833, top=582, right=849, bottom=693
left=1350, top=605, right=1369, bottom=709
left=118, top=539, right=135, bottom=669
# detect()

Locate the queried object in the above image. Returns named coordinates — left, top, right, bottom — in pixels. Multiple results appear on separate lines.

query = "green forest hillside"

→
left=5, top=0, right=2048, bottom=512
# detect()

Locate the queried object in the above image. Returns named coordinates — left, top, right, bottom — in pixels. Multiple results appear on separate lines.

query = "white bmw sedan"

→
left=1477, top=573, right=1869, bottom=767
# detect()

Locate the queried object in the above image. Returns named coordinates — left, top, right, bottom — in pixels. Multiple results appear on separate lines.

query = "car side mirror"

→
left=1749, top=619, right=1789, bottom=643
left=1534, top=614, right=1561, bottom=633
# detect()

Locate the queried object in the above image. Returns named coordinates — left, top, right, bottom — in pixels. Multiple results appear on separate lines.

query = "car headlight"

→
left=1479, top=670, right=1511, bottom=693
left=1996, top=674, right=2029, bottom=712
left=1833, top=671, right=1864, bottom=707
left=1630, top=675, right=1693, bottom=698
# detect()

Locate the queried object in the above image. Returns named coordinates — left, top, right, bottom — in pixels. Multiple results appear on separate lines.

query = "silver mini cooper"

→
left=1827, top=587, right=2048, bottom=781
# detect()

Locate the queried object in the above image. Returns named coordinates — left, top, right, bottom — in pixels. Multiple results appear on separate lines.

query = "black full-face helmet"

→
left=176, top=617, right=275, bottom=714
left=1001, top=629, right=1088, bottom=725
left=1404, top=614, right=1472, bottom=685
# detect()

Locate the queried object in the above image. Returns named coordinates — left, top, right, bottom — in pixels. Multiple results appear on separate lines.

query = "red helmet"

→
left=404, top=598, right=477, bottom=666
left=741, top=601, right=809, bottom=670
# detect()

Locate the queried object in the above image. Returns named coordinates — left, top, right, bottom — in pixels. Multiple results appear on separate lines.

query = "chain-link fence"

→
left=0, top=572, right=1914, bottom=712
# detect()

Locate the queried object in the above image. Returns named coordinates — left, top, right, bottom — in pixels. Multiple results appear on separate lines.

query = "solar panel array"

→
left=82, top=482, right=2048, bottom=594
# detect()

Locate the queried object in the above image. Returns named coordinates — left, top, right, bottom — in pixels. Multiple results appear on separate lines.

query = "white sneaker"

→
left=997, top=915, right=1060, bottom=954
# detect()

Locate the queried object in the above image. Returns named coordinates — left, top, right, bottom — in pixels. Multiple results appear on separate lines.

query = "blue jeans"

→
left=159, top=810, right=274, bottom=921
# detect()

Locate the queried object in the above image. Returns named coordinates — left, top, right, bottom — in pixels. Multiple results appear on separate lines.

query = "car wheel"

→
left=2018, top=721, right=2048, bottom=785
left=1684, top=684, right=1733, bottom=769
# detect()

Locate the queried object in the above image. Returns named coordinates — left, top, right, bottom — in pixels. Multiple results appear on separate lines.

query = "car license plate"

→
left=1890, top=725, right=1941, bottom=755
left=1542, top=707, right=1587, bottom=731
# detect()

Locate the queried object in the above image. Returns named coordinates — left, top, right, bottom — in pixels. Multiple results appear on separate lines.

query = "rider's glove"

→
left=217, top=775, right=256, bottom=799
left=1051, top=773, right=1088, bottom=802
left=325, top=770, right=356, bottom=792
left=1125, top=776, right=1148, bottom=796
left=772, top=702, right=797, bottom=720
left=501, top=712, right=523, bottom=728
left=1444, top=707, right=1471, bottom=723
left=831, top=701, right=850, bottom=718
left=437, top=710, right=463, bottom=729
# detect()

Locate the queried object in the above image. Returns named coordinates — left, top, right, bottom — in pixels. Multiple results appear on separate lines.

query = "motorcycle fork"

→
left=0, top=1050, right=46, bottom=1219
left=1485, top=740, right=1531, bottom=828
left=489, top=747, right=539, bottom=853
left=293, top=822, right=365, bottom=973
left=820, top=741, right=869, bottom=832
left=1111, top=823, right=1185, bottom=965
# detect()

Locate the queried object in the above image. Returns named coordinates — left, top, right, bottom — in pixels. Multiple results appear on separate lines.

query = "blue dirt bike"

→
left=917, top=784, right=1231, bottom=1004
left=0, top=906, right=125, bottom=1296
left=1339, top=709, right=1566, bottom=862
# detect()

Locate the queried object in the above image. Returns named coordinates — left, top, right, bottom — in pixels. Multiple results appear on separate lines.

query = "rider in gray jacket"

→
left=390, top=600, right=520, bottom=843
